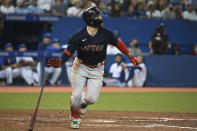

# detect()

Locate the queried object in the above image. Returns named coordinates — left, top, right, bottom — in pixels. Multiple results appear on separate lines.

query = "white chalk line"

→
left=86, top=116, right=197, bottom=123
left=133, top=124, right=197, bottom=130
left=92, top=119, right=116, bottom=123
left=133, top=117, right=197, bottom=121
left=84, top=123, right=197, bottom=130
left=84, top=117, right=197, bottom=130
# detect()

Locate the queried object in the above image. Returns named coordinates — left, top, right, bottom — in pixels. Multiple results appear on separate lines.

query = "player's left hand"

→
left=47, top=58, right=61, bottom=68
left=129, top=56, right=138, bottom=66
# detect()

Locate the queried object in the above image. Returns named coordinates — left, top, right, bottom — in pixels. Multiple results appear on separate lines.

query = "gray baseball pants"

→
left=70, top=58, right=104, bottom=108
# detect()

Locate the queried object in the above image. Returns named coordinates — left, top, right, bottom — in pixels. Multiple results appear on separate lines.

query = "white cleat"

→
left=70, top=119, right=80, bottom=129
left=80, top=104, right=88, bottom=114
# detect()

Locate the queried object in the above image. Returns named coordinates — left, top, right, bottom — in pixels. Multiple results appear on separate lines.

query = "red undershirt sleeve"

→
left=64, top=49, right=73, bottom=57
left=116, top=39, right=129, bottom=56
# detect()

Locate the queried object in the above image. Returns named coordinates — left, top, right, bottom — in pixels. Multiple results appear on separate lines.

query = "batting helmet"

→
left=82, top=7, right=103, bottom=28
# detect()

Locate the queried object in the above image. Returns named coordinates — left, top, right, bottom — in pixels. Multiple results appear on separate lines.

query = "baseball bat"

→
left=28, top=75, right=47, bottom=131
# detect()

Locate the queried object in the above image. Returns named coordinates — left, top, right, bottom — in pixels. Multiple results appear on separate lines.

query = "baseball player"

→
left=48, top=7, right=138, bottom=129
left=103, top=54, right=126, bottom=87
left=37, top=33, right=61, bottom=85
left=126, top=56, right=147, bottom=87
left=12, top=43, right=39, bottom=85
left=0, top=43, right=16, bottom=85
left=38, top=33, right=52, bottom=50
left=44, top=38, right=62, bottom=85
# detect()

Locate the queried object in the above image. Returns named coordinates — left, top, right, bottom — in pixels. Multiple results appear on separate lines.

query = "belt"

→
left=77, top=58, right=105, bottom=68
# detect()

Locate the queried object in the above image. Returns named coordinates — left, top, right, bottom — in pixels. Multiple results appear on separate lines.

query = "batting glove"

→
left=129, top=56, right=138, bottom=66
left=47, top=58, right=61, bottom=68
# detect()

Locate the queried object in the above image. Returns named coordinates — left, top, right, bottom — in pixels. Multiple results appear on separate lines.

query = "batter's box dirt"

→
left=0, top=110, right=197, bottom=131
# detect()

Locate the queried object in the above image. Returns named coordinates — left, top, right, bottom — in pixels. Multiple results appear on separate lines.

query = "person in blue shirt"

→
left=27, top=0, right=44, bottom=14
left=38, top=33, right=52, bottom=51
left=46, top=38, right=62, bottom=55
left=124, top=56, right=147, bottom=87
left=103, top=54, right=126, bottom=87
left=0, top=43, right=16, bottom=85
left=15, top=1, right=30, bottom=14
left=42, top=38, right=62, bottom=85
left=37, top=33, right=52, bottom=84
left=13, top=43, right=39, bottom=86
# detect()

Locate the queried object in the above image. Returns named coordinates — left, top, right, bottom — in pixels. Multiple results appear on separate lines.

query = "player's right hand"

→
left=47, top=58, right=61, bottom=68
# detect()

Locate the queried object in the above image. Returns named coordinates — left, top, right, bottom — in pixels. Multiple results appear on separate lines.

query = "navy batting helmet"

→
left=82, top=7, right=103, bottom=28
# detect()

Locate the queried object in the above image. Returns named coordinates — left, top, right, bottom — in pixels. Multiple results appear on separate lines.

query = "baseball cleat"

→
left=70, top=119, right=80, bottom=129
left=81, top=104, right=88, bottom=114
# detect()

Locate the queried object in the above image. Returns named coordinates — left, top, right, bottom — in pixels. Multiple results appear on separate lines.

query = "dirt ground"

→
left=0, top=110, right=197, bottom=131
left=0, top=87, right=197, bottom=131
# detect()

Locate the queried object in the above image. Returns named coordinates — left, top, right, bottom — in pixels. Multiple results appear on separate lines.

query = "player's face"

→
left=130, top=40, right=138, bottom=47
left=137, top=56, right=143, bottom=64
left=115, top=55, right=122, bottom=63
left=52, top=43, right=60, bottom=48
left=43, top=38, right=51, bottom=44
left=6, top=47, right=13, bottom=51
left=94, top=15, right=102, bottom=20
left=94, top=15, right=103, bottom=27
left=19, top=47, right=27, bottom=52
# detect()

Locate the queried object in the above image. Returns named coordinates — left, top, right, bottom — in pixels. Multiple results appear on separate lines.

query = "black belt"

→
left=77, top=58, right=105, bottom=68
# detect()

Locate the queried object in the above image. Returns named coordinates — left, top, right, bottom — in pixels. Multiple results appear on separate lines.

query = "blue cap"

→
left=43, top=33, right=51, bottom=38
left=51, top=38, right=59, bottom=43
left=18, top=43, right=26, bottom=49
left=4, top=42, right=12, bottom=49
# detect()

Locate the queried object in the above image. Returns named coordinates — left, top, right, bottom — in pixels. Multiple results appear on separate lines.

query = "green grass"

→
left=0, top=92, right=197, bottom=113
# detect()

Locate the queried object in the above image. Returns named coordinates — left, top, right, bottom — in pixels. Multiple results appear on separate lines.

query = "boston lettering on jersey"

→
left=80, top=45, right=104, bottom=51
left=66, top=27, right=118, bottom=65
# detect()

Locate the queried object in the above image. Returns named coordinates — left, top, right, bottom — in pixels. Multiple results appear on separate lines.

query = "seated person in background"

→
left=129, top=39, right=142, bottom=56
left=51, top=0, right=67, bottom=17
left=67, top=0, right=82, bottom=17
left=161, top=3, right=176, bottom=19
left=103, top=54, right=126, bottom=87
left=183, top=3, right=197, bottom=21
left=125, top=56, right=147, bottom=87
left=27, top=0, right=44, bottom=14
left=0, top=43, right=16, bottom=85
left=13, top=43, right=39, bottom=86
left=146, top=3, right=161, bottom=19
left=44, top=38, right=62, bottom=85
left=15, top=0, right=30, bottom=14
left=0, top=0, right=15, bottom=14
left=37, top=0, right=53, bottom=12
